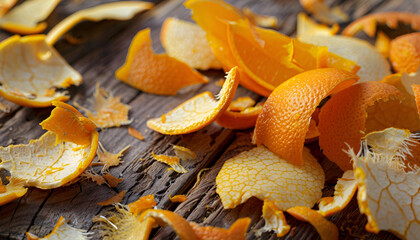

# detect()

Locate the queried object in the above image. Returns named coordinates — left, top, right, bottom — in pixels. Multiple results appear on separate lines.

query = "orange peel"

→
left=128, top=127, right=145, bottom=141
left=216, top=100, right=262, bottom=130
left=389, top=32, right=420, bottom=73
left=98, top=190, right=127, bottom=206
left=255, top=200, right=290, bottom=237
left=242, top=7, right=278, bottom=28
left=169, top=194, right=188, bottom=203
left=286, top=206, right=339, bottom=240
left=152, top=152, right=186, bottom=174
left=0, top=0, right=60, bottom=34
left=0, top=35, right=81, bottom=107
left=0, top=0, right=16, bottom=17
left=297, top=13, right=339, bottom=37
left=318, top=170, right=357, bottom=216
left=342, top=12, right=420, bottom=37
left=253, top=68, right=358, bottom=165
left=348, top=127, right=420, bottom=239
left=0, top=102, right=98, bottom=206
left=160, top=17, right=222, bottom=70
left=319, top=81, right=407, bottom=171
left=26, top=216, right=90, bottom=240
left=172, top=145, right=196, bottom=160
left=128, top=194, right=156, bottom=215
left=116, top=28, right=208, bottom=95
left=45, top=1, right=154, bottom=45
left=375, top=31, right=391, bottom=58
left=97, top=142, right=130, bottom=172
left=227, top=96, right=255, bottom=112
left=103, top=173, right=124, bottom=188
left=74, top=83, right=131, bottom=128
left=216, top=146, right=325, bottom=210
left=299, top=0, right=348, bottom=25
left=147, top=66, right=239, bottom=135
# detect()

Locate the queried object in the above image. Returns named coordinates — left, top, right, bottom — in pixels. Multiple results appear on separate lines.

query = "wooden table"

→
left=0, top=0, right=419, bottom=239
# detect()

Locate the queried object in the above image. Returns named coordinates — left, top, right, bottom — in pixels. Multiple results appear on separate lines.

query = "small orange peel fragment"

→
left=0, top=0, right=60, bottom=34
left=97, top=142, right=130, bottom=172
left=216, top=146, right=325, bottom=210
left=74, top=83, right=131, bottom=128
left=286, top=206, right=339, bottom=240
left=348, top=127, right=420, bottom=239
left=189, top=217, right=250, bottom=240
left=81, top=170, right=106, bottom=186
left=242, top=7, right=278, bottom=28
left=297, top=13, right=339, bottom=37
left=116, top=28, right=208, bottom=96
left=318, top=170, right=357, bottom=216
left=169, top=194, right=188, bottom=203
left=46, top=1, right=154, bottom=45
left=255, top=200, right=290, bottom=237
left=375, top=31, right=391, bottom=58
left=128, top=127, right=145, bottom=141
left=0, top=35, right=81, bottom=107
left=147, top=66, right=239, bottom=135
left=253, top=68, right=358, bottom=165
left=172, top=145, right=196, bottom=160
left=103, top=173, right=124, bottom=188
left=26, top=216, right=90, bottom=240
left=160, top=17, right=222, bottom=70
left=128, top=194, right=156, bottom=215
left=390, top=32, right=420, bottom=73
left=152, top=152, right=187, bottom=174
left=299, top=0, right=348, bottom=25
left=98, top=190, right=127, bottom=206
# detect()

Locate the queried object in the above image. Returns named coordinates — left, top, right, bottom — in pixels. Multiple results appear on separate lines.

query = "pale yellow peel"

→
left=255, top=200, right=290, bottom=237
left=46, top=1, right=154, bottom=45
left=172, top=145, right=196, bottom=160
left=26, top=216, right=90, bottom=240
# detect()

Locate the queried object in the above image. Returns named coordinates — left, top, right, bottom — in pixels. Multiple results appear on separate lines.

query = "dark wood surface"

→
left=0, top=0, right=419, bottom=239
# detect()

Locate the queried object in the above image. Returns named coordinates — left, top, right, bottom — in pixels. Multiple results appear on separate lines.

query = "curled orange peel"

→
left=318, top=170, right=357, bottom=216
left=0, top=0, right=60, bottom=35
left=347, top=127, right=420, bottom=239
left=342, top=12, right=420, bottom=37
left=0, top=102, right=98, bottom=206
left=216, top=146, right=324, bottom=210
left=45, top=1, right=154, bottom=45
left=116, top=28, right=208, bottom=96
left=26, top=216, right=90, bottom=240
left=286, top=206, right=339, bottom=240
left=297, top=13, right=339, bottom=37
left=169, top=194, right=188, bottom=203
left=160, top=17, right=222, bottom=70
left=147, top=66, right=239, bottom=135
left=389, top=32, right=420, bottom=73
left=253, top=68, right=358, bottom=165
left=152, top=152, right=187, bottom=174
left=319, top=81, right=407, bottom=171
left=299, top=0, right=348, bottom=25
left=0, top=35, right=81, bottom=107
left=255, top=200, right=290, bottom=237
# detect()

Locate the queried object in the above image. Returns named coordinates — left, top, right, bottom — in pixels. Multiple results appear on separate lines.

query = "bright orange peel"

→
left=152, top=152, right=187, bottom=174
left=169, top=194, right=188, bottom=203
left=216, top=100, right=262, bottom=130
left=390, top=32, right=420, bottom=73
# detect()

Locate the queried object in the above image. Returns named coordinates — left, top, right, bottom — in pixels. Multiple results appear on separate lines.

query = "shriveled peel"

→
left=348, top=128, right=420, bottom=239
left=74, top=83, right=131, bottom=128
left=152, top=153, right=187, bottom=173
left=160, top=17, right=222, bottom=70
left=297, top=12, right=339, bottom=37
left=147, top=66, right=239, bottom=135
left=242, top=7, right=278, bottom=28
left=128, top=194, right=156, bottom=215
left=103, top=173, right=124, bottom=188
left=318, top=170, right=357, bottom=216
left=255, top=200, right=290, bottom=237
left=0, top=35, right=81, bottom=107
left=0, top=0, right=60, bottom=34
left=216, top=146, right=324, bottom=210
left=98, top=190, right=127, bottom=206
left=116, top=28, right=208, bottom=95
left=26, top=216, right=90, bottom=240
left=299, top=0, right=348, bottom=25
left=97, top=142, right=130, bottom=172
left=342, top=12, right=420, bottom=37
left=0, top=102, right=98, bottom=206
left=46, top=1, right=154, bottom=45
left=287, top=206, right=339, bottom=240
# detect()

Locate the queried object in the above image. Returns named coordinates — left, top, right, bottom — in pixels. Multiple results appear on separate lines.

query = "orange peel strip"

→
left=189, top=218, right=250, bottom=240
left=169, top=194, right=188, bottom=203
left=172, top=145, right=196, bottom=160
left=103, top=173, right=124, bottom=188
left=97, top=142, right=130, bottom=172
left=26, top=216, right=90, bottom=240
left=253, top=68, right=358, bottom=165
left=286, top=206, right=339, bottom=240
left=255, top=200, right=290, bottom=237
left=342, top=12, right=420, bottom=37
left=347, top=127, right=420, bottom=238
left=242, top=7, right=278, bottom=28
left=297, top=13, right=339, bottom=37
left=299, top=0, right=348, bottom=25
left=45, top=1, right=154, bottom=45
left=0, top=0, right=60, bottom=35
left=375, top=31, right=391, bottom=58
left=98, top=190, right=127, bottom=206
left=216, top=145, right=325, bottom=210
left=152, top=152, right=187, bottom=174
left=147, top=66, right=239, bottom=135
left=389, top=32, right=420, bottom=73
left=216, top=103, right=262, bottom=130
left=128, top=127, right=145, bottom=141
left=160, top=17, right=222, bottom=70
left=319, top=81, right=406, bottom=171
left=318, top=170, right=357, bottom=216
left=128, top=194, right=156, bottom=215
left=74, top=83, right=131, bottom=128
left=116, top=28, right=208, bottom=95
left=0, top=102, right=98, bottom=206
left=0, top=35, right=82, bottom=107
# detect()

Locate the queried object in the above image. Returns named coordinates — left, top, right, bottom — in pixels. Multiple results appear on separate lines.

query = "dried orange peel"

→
left=172, top=145, right=196, bottom=160
left=0, top=0, right=60, bottom=34
left=152, top=152, right=187, bottom=173
left=0, top=35, right=81, bottom=107
left=348, top=127, right=420, bottom=239
left=26, top=216, right=90, bottom=240
left=147, top=66, right=239, bottom=134
left=116, top=28, right=208, bottom=95
left=299, top=0, right=348, bottom=25
left=160, top=17, right=222, bottom=70
left=319, top=81, right=407, bottom=171
left=0, top=102, right=98, bottom=206
left=318, top=170, right=357, bottom=216
left=45, top=1, right=154, bottom=45
left=98, top=190, right=127, bottom=206
left=342, top=12, right=420, bottom=37
left=253, top=68, right=358, bottom=165
left=97, top=142, right=130, bottom=172
left=389, top=32, right=420, bottom=73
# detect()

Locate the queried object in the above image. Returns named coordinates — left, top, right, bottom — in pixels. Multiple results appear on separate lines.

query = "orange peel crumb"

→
left=128, top=127, right=145, bottom=141
left=152, top=152, right=187, bottom=173
left=98, top=190, right=127, bottom=206
left=169, top=194, right=188, bottom=203
left=103, top=173, right=124, bottom=188
left=128, top=194, right=156, bottom=215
